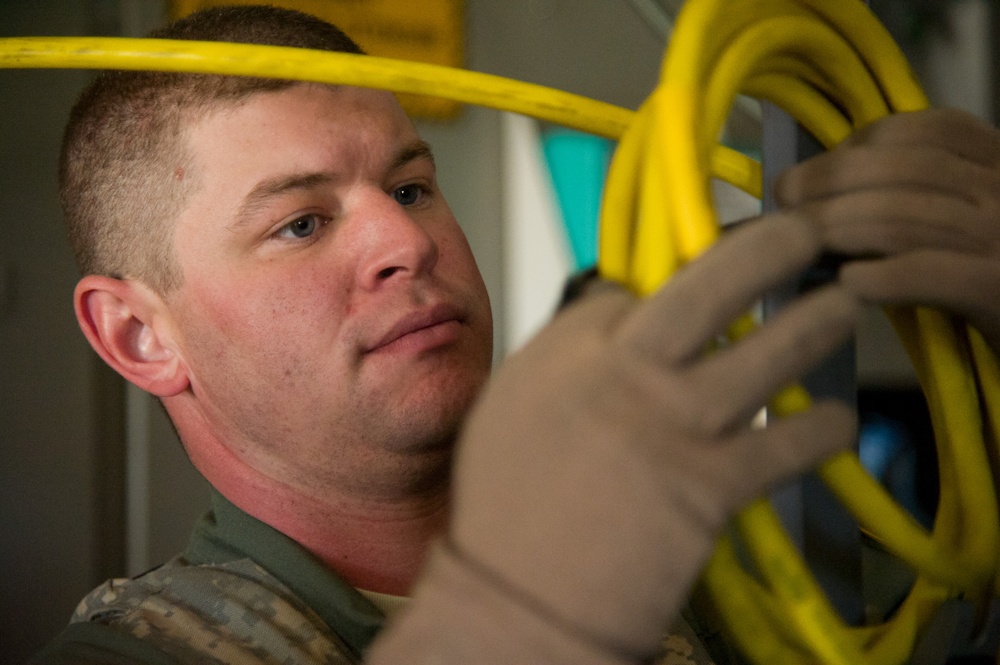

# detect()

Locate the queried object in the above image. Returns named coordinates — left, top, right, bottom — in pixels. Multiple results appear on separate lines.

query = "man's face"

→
left=162, top=84, right=493, bottom=495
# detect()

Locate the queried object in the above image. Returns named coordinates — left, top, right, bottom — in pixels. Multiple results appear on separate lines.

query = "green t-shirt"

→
left=31, top=491, right=385, bottom=665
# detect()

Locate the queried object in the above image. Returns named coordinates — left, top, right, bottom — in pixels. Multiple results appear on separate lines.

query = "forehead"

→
left=167, top=84, right=424, bottom=266
left=184, top=83, right=417, bottom=175
left=197, top=81, right=410, bottom=127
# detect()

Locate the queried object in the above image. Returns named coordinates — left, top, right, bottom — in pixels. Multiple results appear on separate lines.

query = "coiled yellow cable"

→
left=1, top=3, right=997, bottom=662
left=647, top=1, right=1000, bottom=664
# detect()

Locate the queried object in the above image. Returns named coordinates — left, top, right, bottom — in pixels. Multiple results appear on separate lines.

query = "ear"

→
left=74, top=275, right=190, bottom=397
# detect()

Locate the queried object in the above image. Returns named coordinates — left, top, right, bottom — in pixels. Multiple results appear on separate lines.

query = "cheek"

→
left=174, top=271, right=358, bottom=447
left=438, top=229, right=493, bottom=329
left=433, top=222, right=486, bottom=286
left=177, top=269, right=348, bottom=387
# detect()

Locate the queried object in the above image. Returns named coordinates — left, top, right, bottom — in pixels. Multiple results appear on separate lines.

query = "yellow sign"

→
left=171, top=0, right=465, bottom=118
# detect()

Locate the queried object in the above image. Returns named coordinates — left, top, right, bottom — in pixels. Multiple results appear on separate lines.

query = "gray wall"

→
left=0, top=3, right=123, bottom=659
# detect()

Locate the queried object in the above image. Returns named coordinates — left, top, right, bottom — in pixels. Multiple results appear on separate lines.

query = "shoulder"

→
left=33, top=556, right=360, bottom=665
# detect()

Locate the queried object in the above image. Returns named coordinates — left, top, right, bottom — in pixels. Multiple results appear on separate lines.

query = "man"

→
left=40, top=6, right=491, bottom=663
left=33, top=4, right=1000, bottom=665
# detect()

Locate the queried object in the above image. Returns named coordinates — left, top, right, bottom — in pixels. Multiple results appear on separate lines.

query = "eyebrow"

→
left=234, top=171, right=334, bottom=229
left=230, top=139, right=436, bottom=231
left=392, top=139, right=435, bottom=172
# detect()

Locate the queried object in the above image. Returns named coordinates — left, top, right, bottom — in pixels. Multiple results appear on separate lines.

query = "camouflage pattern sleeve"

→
left=656, top=614, right=721, bottom=665
left=61, top=556, right=361, bottom=665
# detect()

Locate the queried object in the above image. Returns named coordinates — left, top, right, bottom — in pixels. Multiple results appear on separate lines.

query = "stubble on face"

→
left=160, top=84, right=493, bottom=502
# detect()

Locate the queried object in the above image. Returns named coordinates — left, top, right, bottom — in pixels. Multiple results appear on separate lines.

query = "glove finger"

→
left=844, top=108, right=1000, bottom=169
left=546, top=282, right=636, bottom=338
left=649, top=399, right=857, bottom=532
left=776, top=143, right=1000, bottom=210
left=669, top=285, right=859, bottom=435
left=615, top=213, right=821, bottom=365
left=839, top=251, right=1000, bottom=349
left=720, top=399, right=857, bottom=508
left=801, top=189, right=988, bottom=257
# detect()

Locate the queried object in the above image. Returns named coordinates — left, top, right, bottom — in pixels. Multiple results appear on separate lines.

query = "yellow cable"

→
left=704, top=535, right=820, bottom=664
left=0, top=37, right=633, bottom=140
left=735, top=500, right=865, bottom=665
left=703, top=15, right=888, bottom=142
left=650, top=1, right=998, bottom=664
left=741, top=73, right=853, bottom=147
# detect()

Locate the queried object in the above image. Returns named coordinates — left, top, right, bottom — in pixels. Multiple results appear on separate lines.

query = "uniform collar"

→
left=184, top=489, right=385, bottom=660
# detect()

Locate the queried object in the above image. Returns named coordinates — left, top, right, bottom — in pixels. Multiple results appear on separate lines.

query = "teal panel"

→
left=541, top=128, right=612, bottom=270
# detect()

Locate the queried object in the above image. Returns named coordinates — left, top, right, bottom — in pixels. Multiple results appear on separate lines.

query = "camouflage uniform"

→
left=31, top=491, right=384, bottom=664
left=33, top=490, right=730, bottom=664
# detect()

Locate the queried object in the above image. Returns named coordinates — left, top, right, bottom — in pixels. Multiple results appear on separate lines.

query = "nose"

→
left=352, top=189, right=440, bottom=291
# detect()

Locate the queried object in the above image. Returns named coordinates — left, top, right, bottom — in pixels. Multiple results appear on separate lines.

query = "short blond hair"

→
left=60, top=5, right=364, bottom=292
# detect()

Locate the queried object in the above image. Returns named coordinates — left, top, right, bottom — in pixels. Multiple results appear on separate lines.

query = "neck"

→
left=270, top=487, right=449, bottom=596
left=229, top=475, right=449, bottom=596
left=171, top=404, right=451, bottom=596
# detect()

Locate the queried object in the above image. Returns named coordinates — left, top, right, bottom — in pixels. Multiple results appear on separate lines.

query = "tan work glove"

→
left=369, top=214, right=860, bottom=664
left=776, top=108, right=1000, bottom=354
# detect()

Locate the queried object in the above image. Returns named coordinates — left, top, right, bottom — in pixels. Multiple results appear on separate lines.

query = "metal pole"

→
left=761, top=103, right=863, bottom=622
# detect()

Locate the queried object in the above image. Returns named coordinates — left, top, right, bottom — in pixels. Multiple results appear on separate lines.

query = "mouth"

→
left=365, top=304, right=465, bottom=356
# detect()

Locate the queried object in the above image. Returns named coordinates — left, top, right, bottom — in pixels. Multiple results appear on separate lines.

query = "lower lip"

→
left=370, top=320, right=463, bottom=356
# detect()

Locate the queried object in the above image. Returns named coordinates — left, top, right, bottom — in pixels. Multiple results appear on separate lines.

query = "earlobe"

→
left=74, top=275, right=190, bottom=397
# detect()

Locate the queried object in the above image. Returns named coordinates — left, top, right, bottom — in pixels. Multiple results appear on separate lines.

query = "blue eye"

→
left=277, top=214, right=323, bottom=239
left=393, top=184, right=424, bottom=206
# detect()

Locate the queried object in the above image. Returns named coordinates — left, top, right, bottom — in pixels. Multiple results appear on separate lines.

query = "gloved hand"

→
left=368, top=214, right=860, bottom=664
left=776, top=108, right=1000, bottom=354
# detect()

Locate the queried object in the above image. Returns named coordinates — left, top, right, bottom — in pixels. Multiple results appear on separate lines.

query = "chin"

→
left=386, top=374, right=485, bottom=452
